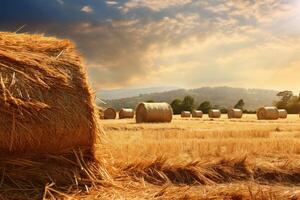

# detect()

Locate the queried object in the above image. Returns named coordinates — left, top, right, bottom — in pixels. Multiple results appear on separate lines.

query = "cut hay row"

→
left=120, top=156, right=300, bottom=186
left=104, top=107, right=117, bottom=119
left=181, top=111, right=191, bottom=118
left=135, top=102, right=173, bottom=123
left=0, top=32, right=105, bottom=199
left=209, top=109, right=221, bottom=118
left=192, top=110, right=203, bottom=118
left=119, top=108, right=134, bottom=119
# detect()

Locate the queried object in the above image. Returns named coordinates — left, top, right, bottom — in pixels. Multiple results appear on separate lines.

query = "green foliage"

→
left=234, top=99, right=245, bottom=110
left=171, top=99, right=182, bottom=114
left=146, top=100, right=155, bottom=103
left=170, top=96, right=195, bottom=114
left=220, top=108, right=228, bottom=114
left=198, top=101, right=212, bottom=114
left=275, top=91, right=300, bottom=114
left=181, top=95, right=194, bottom=112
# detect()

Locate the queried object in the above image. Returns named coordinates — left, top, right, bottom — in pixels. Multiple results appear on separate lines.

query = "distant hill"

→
left=97, top=86, right=179, bottom=100
left=101, top=86, right=280, bottom=111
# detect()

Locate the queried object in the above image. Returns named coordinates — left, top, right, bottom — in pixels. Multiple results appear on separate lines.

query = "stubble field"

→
left=85, top=114, right=300, bottom=199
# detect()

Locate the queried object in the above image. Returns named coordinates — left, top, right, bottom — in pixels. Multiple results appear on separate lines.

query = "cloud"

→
left=121, top=0, right=192, bottom=12
left=199, top=0, right=293, bottom=24
left=106, top=1, right=118, bottom=6
left=81, top=5, right=93, bottom=13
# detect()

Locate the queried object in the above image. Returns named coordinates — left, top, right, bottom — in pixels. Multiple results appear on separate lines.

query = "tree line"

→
left=275, top=91, right=300, bottom=114
left=170, top=95, right=251, bottom=114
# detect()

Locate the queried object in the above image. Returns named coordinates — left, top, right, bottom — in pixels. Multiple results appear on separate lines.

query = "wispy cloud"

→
left=121, top=0, right=192, bottom=12
left=81, top=5, right=93, bottom=13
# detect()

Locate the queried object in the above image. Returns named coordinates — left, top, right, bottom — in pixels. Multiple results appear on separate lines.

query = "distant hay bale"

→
left=104, top=107, right=117, bottom=119
left=192, top=110, right=203, bottom=118
left=278, top=109, right=288, bottom=119
left=119, top=108, right=134, bottom=119
left=135, top=102, right=173, bottom=123
left=181, top=111, right=191, bottom=118
left=257, top=107, right=279, bottom=120
left=0, top=32, right=99, bottom=156
left=227, top=109, right=243, bottom=119
left=209, top=109, right=221, bottom=118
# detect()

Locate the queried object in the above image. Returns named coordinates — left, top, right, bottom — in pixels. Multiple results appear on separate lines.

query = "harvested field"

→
left=2, top=114, right=300, bottom=199
left=87, top=114, right=299, bottom=199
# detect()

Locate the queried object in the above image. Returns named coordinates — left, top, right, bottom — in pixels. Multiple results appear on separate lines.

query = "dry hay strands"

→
left=278, top=109, right=288, bottom=119
left=181, top=111, right=191, bottom=118
left=209, top=109, right=221, bottom=118
left=257, top=107, right=279, bottom=120
left=120, top=156, right=300, bottom=186
left=0, top=149, right=112, bottom=200
left=135, top=102, right=173, bottom=123
left=227, top=109, right=243, bottom=119
left=103, top=107, right=117, bottom=119
left=192, top=110, right=203, bottom=118
left=119, top=108, right=134, bottom=119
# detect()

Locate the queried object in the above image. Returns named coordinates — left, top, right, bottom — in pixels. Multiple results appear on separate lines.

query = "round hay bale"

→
left=104, top=107, right=117, bottom=119
left=257, top=107, right=279, bottom=120
left=0, top=32, right=99, bottom=157
left=135, top=102, right=173, bottom=123
left=181, top=111, right=191, bottom=118
left=227, top=109, right=243, bottom=119
left=119, top=108, right=134, bottom=119
left=209, top=109, right=221, bottom=118
left=192, top=110, right=203, bottom=118
left=278, top=109, right=288, bottom=119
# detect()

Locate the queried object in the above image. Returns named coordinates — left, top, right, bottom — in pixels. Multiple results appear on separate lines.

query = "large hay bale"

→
left=104, top=107, right=117, bottom=119
left=181, top=111, right=191, bottom=118
left=227, top=109, right=243, bottom=119
left=0, top=32, right=99, bottom=157
left=0, top=32, right=104, bottom=199
left=278, top=109, right=288, bottom=119
left=209, top=109, right=221, bottom=118
left=135, top=102, right=173, bottom=123
left=257, top=107, right=279, bottom=120
left=192, top=110, right=203, bottom=118
left=119, top=108, right=134, bottom=119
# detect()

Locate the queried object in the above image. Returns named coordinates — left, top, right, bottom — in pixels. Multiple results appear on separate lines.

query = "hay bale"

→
left=278, top=109, right=288, bottom=119
left=227, top=109, right=243, bottom=119
left=181, top=111, right=191, bottom=118
left=135, top=102, right=173, bottom=123
left=119, top=108, right=134, bottom=119
left=0, top=32, right=104, bottom=198
left=0, top=32, right=99, bottom=156
left=192, top=110, right=203, bottom=118
left=209, top=109, right=221, bottom=118
left=257, top=107, right=279, bottom=120
left=104, top=107, right=117, bottom=119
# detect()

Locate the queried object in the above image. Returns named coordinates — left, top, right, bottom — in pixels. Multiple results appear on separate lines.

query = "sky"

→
left=1, top=0, right=300, bottom=93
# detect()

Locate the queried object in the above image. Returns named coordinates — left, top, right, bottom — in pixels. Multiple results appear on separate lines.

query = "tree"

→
left=234, top=99, right=245, bottom=110
left=181, top=95, right=194, bottom=112
left=276, top=91, right=293, bottom=109
left=198, top=101, right=212, bottom=114
left=171, top=99, right=182, bottom=114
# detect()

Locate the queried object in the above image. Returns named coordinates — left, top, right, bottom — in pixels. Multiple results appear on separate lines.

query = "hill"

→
left=102, top=86, right=279, bottom=111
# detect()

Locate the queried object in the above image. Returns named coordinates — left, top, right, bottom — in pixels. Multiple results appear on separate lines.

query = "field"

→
left=79, top=114, right=300, bottom=199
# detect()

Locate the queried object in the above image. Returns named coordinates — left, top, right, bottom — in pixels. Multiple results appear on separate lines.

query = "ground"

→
left=80, top=114, right=300, bottom=199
